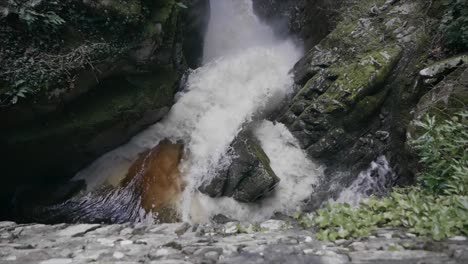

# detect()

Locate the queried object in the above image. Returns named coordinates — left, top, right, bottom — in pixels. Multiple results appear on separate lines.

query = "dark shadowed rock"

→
left=199, top=132, right=280, bottom=203
left=252, top=0, right=345, bottom=50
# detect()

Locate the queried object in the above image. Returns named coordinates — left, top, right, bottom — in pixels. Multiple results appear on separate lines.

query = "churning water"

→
left=65, top=0, right=324, bottom=223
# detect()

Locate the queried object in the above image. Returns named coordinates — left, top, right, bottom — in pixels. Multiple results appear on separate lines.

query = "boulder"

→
left=199, top=132, right=280, bottom=203
left=419, top=54, right=468, bottom=80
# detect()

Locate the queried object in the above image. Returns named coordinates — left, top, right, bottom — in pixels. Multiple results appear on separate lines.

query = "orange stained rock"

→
left=121, top=140, right=184, bottom=222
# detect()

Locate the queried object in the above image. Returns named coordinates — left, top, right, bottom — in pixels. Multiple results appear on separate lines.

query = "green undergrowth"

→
left=410, top=112, right=468, bottom=195
left=296, top=188, right=468, bottom=241
left=298, top=111, right=468, bottom=241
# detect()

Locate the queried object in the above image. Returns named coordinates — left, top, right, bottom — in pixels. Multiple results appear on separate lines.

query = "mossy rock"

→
left=199, top=131, right=280, bottom=203
left=293, top=46, right=402, bottom=137
left=279, top=0, right=432, bottom=205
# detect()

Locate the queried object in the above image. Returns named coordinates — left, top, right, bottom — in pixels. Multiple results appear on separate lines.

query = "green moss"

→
left=143, top=0, right=178, bottom=40
left=150, top=0, right=176, bottom=23
left=323, top=0, right=386, bottom=53
left=344, top=88, right=388, bottom=128
left=247, top=139, right=279, bottom=183
left=326, top=46, right=402, bottom=105
left=105, top=0, right=142, bottom=17
left=325, top=21, right=357, bottom=48
left=299, top=45, right=401, bottom=119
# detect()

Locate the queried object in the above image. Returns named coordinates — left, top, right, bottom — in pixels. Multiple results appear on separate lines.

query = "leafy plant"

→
left=303, top=188, right=468, bottom=241
left=1, top=0, right=66, bottom=29
left=0, top=79, right=33, bottom=106
left=439, top=0, right=468, bottom=51
left=410, top=112, right=468, bottom=196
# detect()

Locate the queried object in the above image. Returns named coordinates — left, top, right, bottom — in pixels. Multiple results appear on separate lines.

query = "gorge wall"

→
left=254, top=0, right=466, bottom=207
left=1, top=0, right=467, bottom=224
left=0, top=0, right=210, bottom=219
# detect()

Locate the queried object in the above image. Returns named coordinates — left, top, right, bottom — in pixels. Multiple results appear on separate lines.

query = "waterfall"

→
left=334, top=156, right=396, bottom=206
left=70, top=0, right=323, bottom=223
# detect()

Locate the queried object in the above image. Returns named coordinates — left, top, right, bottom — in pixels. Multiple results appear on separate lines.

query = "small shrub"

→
left=305, top=188, right=468, bottom=241
left=439, top=0, right=468, bottom=51
left=1, top=1, right=66, bottom=30
left=410, top=111, right=468, bottom=196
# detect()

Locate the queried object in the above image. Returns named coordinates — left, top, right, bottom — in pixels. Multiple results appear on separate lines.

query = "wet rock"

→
left=260, top=220, right=287, bottom=231
left=200, top=132, right=280, bottom=203
left=211, top=214, right=236, bottom=224
left=223, top=222, right=240, bottom=235
left=58, top=224, right=100, bottom=237
left=225, top=135, right=279, bottom=202
left=175, top=223, right=191, bottom=236
left=121, top=140, right=184, bottom=222
left=149, top=248, right=181, bottom=260
left=419, top=55, right=468, bottom=79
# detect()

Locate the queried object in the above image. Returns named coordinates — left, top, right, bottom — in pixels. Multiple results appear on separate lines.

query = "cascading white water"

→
left=334, top=156, right=396, bottom=206
left=72, top=0, right=322, bottom=223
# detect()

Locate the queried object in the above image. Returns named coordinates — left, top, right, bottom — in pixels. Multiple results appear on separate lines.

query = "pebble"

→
left=205, top=251, right=220, bottom=261
left=120, top=240, right=134, bottom=246
left=260, top=220, right=286, bottom=231
left=223, top=222, right=240, bottom=234
left=378, top=232, right=394, bottom=239
left=449, top=236, right=467, bottom=241
left=4, top=255, right=17, bottom=261
left=97, top=238, right=116, bottom=247
left=120, top=227, right=134, bottom=236
left=113, top=251, right=125, bottom=259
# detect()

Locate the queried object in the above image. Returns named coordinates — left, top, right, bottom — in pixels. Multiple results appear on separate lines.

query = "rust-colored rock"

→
left=121, top=140, right=185, bottom=222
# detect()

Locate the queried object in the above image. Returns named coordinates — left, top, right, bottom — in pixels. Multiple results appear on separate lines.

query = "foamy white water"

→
left=73, top=0, right=322, bottom=223
left=185, top=121, right=322, bottom=222
left=203, top=0, right=276, bottom=63
left=334, top=156, right=395, bottom=206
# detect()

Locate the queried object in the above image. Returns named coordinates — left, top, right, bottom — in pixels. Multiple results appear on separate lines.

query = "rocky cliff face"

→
left=255, top=0, right=467, bottom=209
left=282, top=0, right=427, bottom=205
left=0, top=0, right=209, bottom=219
